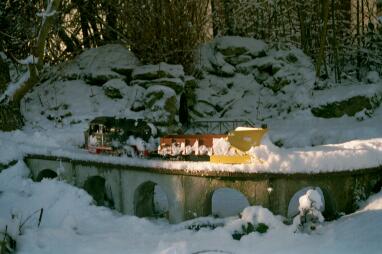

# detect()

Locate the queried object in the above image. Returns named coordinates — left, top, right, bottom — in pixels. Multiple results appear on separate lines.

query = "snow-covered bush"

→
left=294, top=189, right=325, bottom=233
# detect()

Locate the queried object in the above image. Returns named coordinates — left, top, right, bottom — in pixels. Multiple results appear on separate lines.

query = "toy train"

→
left=158, top=127, right=267, bottom=164
left=84, top=117, right=268, bottom=164
left=84, top=117, right=155, bottom=156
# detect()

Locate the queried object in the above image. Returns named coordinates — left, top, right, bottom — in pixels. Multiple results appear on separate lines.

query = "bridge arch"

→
left=83, top=175, right=114, bottom=208
left=287, top=186, right=336, bottom=219
left=36, top=169, right=57, bottom=182
left=134, top=181, right=169, bottom=219
left=210, top=187, right=250, bottom=218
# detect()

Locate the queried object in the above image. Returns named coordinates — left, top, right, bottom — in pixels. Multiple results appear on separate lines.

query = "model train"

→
left=84, top=117, right=155, bottom=156
left=84, top=117, right=268, bottom=164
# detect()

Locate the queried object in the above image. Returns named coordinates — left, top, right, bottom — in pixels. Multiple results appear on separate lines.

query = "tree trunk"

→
left=34, top=0, right=62, bottom=69
left=331, top=0, right=341, bottom=83
left=316, top=0, right=330, bottom=77
left=10, top=0, right=61, bottom=103
left=103, top=1, right=118, bottom=42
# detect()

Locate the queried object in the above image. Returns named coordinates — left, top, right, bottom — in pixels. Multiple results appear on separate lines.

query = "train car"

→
left=84, top=117, right=155, bottom=156
left=158, top=127, right=268, bottom=164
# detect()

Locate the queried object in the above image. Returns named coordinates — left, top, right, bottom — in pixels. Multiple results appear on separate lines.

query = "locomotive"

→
left=84, top=117, right=155, bottom=156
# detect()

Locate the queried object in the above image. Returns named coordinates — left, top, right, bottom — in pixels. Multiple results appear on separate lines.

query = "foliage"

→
left=232, top=222, right=269, bottom=240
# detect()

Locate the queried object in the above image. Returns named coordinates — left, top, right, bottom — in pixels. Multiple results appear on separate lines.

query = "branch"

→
left=8, top=0, right=61, bottom=104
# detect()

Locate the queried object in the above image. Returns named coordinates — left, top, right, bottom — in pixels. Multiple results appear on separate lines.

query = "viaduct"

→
left=25, top=154, right=382, bottom=223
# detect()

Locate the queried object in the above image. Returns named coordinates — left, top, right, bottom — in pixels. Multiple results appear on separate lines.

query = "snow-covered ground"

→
left=0, top=160, right=381, bottom=254
left=2, top=38, right=382, bottom=253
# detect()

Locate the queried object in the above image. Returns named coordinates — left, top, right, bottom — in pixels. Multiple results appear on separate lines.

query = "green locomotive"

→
left=84, top=117, right=155, bottom=156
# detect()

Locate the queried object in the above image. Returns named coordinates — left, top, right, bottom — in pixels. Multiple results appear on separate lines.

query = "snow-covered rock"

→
left=132, top=62, right=184, bottom=80
left=102, top=79, right=127, bottom=99
left=56, top=44, right=140, bottom=85
left=193, top=37, right=315, bottom=120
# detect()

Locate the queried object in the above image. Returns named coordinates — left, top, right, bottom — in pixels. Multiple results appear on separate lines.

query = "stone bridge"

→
left=25, top=154, right=382, bottom=223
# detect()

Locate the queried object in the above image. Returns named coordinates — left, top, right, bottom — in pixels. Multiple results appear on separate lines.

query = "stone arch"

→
left=287, top=186, right=336, bottom=219
left=210, top=187, right=250, bottom=218
left=36, top=169, right=57, bottom=182
left=83, top=175, right=114, bottom=208
left=134, top=181, right=169, bottom=219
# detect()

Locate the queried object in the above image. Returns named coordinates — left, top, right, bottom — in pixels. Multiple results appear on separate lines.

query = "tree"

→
left=10, top=0, right=62, bottom=104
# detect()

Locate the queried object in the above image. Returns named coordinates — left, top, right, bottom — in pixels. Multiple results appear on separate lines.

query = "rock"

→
left=0, top=57, right=10, bottom=94
left=263, top=76, right=290, bottom=93
left=311, top=96, right=375, bottom=118
left=152, top=78, right=184, bottom=94
left=111, top=65, right=136, bottom=84
left=131, top=100, right=145, bottom=112
left=253, top=69, right=269, bottom=83
left=219, top=63, right=236, bottom=77
left=132, top=63, right=184, bottom=80
left=236, top=57, right=274, bottom=74
left=215, top=36, right=268, bottom=57
left=208, top=52, right=236, bottom=77
left=285, top=53, right=298, bottom=63
left=224, top=54, right=253, bottom=66
left=102, top=79, right=127, bottom=99
left=366, top=71, right=380, bottom=84
left=130, top=85, right=146, bottom=112
left=57, top=44, right=140, bottom=85
left=131, top=78, right=184, bottom=94
left=144, top=85, right=177, bottom=125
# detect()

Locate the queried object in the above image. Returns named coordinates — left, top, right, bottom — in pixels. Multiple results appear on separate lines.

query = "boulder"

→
left=224, top=54, right=253, bottom=66
left=102, top=79, right=127, bottom=99
left=208, top=52, right=236, bottom=77
left=57, top=44, right=140, bottom=85
left=263, top=76, right=290, bottom=93
left=130, top=85, right=146, bottom=112
left=311, top=96, right=376, bottom=118
left=144, top=85, right=178, bottom=125
left=215, top=36, right=268, bottom=57
left=131, top=78, right=184, bottom=94
left=132, top=62, right=184, bottom=80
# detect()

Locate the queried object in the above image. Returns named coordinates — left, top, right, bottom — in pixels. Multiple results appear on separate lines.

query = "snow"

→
left=311, top=83, right=382, bottom=107
left=18, top=55, right=38, bottom=65
left=0, top=70, right=30, bottom=103
left=132, top=62, right=185, bottom=80
left=1, top=161, right=382, bottom=253
left=55, top=44, right=139, bottom=82
left=215, top=36, right=268, bottom=57
left=298, top=189, right=324, bottom=217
